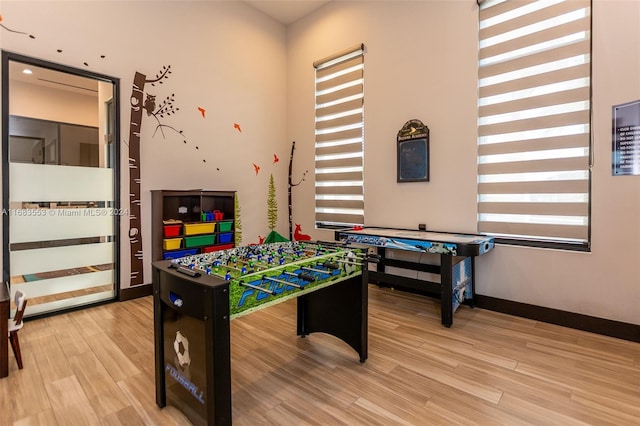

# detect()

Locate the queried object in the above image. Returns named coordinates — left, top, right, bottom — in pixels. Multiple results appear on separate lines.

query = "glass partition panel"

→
left=3, top=52, right=120, bottom=317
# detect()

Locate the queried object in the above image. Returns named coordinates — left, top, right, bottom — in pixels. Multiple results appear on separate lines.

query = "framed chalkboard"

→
left=397, top=119, right=429, bottom=182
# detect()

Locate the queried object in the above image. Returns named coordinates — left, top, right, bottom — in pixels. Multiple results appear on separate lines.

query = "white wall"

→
left=288, top=1, right=640, bottom=325
left=0, top=1, right=289, bottom=289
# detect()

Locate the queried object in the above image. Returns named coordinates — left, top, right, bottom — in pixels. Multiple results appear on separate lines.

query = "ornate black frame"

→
left=397, top=119, right=429, bottom=182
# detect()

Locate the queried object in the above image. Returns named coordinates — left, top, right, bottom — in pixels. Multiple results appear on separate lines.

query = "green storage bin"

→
left=184, top=234, right=216, bottom=248
left=218, top=220, right=233, bottom=232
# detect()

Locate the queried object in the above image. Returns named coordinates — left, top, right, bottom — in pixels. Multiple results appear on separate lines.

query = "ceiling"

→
left=8, top=2, right=331, bottom=94
left=9, top=60, right=99, bottom=96
left=244, top=0, right=331, bottom=25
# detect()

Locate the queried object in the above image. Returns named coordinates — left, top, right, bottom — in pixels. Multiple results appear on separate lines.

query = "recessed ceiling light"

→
left=22, top=69, right=33, bottom=75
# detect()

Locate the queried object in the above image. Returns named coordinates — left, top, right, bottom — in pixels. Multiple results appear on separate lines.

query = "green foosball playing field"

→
left=168, top=241, right=366, bottom=318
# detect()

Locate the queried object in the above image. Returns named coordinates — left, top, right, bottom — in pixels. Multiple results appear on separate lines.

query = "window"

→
left=314, top=44, right=365, bottom=228
left=477, top=0, right=592, bottom=250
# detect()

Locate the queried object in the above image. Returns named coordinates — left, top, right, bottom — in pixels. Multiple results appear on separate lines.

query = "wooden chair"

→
left=8, top=290, right=27, bottom=369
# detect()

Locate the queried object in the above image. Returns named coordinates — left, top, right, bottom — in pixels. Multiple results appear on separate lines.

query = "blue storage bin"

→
left=219, top=232, right=233, bottom=243
left=163, top=248, right=198, bottom=260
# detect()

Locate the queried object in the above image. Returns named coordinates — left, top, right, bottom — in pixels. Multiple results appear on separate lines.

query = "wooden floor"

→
left=1, top=285, right=639, bottom=425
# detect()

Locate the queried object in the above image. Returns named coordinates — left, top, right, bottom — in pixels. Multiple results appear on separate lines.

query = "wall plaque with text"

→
left=612, top=100, right=640, bottom=176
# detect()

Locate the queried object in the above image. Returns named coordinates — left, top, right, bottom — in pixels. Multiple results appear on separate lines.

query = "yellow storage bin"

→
left=163, top=238, right=182, bottom=250
left=184, top=222, right=216, bottom=235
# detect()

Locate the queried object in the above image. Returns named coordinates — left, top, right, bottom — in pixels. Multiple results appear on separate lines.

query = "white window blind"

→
left=314, top=44, right=365, bottom=228
left=478, top=0, right=591, bottom=248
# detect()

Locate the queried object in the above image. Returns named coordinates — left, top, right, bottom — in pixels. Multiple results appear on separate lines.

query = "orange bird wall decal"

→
left=253, top=163, right=260, bottom=175
left=234, top=123, right=242, bottom=132
left=273, top=153, right=279, bottom=164
left=197, top=107, right=206, bottom=118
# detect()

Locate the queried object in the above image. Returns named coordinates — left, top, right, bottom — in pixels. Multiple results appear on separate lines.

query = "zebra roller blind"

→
left=314, top=44, right=365, bottom=228
left=478, top=0, right=592, bottom=249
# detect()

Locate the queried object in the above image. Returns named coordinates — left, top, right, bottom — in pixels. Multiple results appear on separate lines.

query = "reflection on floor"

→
left=9, top=263, right=114, bottom=312
left=24, top=284, right=115, bottom=309
left=19, top=263, right=113, bottom=282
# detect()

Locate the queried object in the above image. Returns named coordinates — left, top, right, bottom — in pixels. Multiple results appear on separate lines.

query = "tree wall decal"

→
left=264, top=173, right=287, bottom=243
left=267, top=173, right=277, bottom=232
left=234, top=193, right=242, bottom=246
left=127, top=66, right=173, bottom=286
left=287, top=141, right=308, bottom=240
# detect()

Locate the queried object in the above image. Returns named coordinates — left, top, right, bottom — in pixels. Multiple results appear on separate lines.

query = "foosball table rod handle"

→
left=239, top=281, right=274, bottom=295
left=262, top=275, right=302, bottom=288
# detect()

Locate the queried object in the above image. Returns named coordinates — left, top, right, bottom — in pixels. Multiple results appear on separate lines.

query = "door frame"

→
left=2, top=50, right=121, bottom=317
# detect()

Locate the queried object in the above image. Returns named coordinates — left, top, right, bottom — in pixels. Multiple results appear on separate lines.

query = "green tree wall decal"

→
left=264, top=173, right=288, bottom=243
left=234, top=193, right=242, bottom=246
left=267, top=174, right=277, bottom=231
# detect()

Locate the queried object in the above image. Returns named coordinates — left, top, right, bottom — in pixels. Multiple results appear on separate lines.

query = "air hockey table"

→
left=153, top=241, right=371, bottom=426
left=335, top=227, right=495, bottom=327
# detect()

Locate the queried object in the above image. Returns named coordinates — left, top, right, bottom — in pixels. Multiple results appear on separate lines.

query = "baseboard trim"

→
left=119, top=283, right=153, bottom=301
left=475, top=294, right=640, bottom=343
left=117, top=283, right=639, bottom=343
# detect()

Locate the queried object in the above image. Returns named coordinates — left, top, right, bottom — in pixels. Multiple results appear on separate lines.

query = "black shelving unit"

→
left=151, top=190, right=236, bottom=262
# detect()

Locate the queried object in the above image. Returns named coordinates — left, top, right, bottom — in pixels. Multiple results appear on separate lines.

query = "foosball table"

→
left=153, top=241, right=372, bottom=426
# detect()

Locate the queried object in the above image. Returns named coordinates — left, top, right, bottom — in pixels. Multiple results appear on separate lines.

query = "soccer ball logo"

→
left=173, top=331, right=191, bottom=367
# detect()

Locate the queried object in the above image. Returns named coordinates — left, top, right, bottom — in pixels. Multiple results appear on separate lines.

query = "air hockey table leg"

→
left=440, top=255, right=454, bottom=327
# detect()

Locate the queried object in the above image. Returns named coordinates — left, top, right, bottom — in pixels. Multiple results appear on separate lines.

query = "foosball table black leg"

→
left=296, top=274, right=368, bottom=362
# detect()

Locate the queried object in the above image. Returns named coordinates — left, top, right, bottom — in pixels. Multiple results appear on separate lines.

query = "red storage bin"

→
left=203, top=244, right=234, bottom=253
left=163, top=224, right=181, bottom=237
